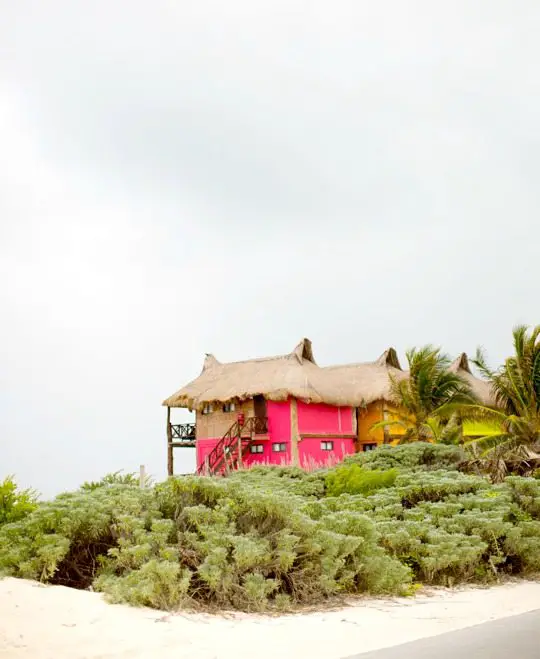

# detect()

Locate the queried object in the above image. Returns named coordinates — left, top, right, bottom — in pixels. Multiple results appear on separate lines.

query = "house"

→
left=162, top=339, right=494, bottom=476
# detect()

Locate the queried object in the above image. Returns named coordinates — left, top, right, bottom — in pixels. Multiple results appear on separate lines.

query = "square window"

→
left=321, top=441, right=334, bottom=451
left=250, top=444, right=264, bottom=454
left=272, top=442, right=286, bottom=453
left=362, top=443, right=377, bottom=452
left=222, top=402, right=236, bottom=413
left=202, top=404, right=214, bottom=415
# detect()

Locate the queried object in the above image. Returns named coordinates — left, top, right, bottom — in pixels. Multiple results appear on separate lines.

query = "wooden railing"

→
left=170, top=423, right=196, bottom=445
left=251, top=416, right=268, bottom=435
left=197, top=416, right=268, bottom=476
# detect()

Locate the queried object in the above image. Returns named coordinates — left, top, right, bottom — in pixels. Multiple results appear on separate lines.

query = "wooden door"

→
left=253, top=395, right=267, bottom=434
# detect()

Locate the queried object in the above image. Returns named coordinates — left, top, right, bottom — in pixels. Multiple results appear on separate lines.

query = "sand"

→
left=1, top=578, right=539, bottom=659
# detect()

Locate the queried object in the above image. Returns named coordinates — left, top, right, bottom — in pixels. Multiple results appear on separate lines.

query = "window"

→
left=201, top=404, right=214, bottom=415
left=320, top=441, right=334, bottom=451
left=362, top=443, right=377, bottom=452
left=222, top=402, right=236, bottom=413
left=272, top=442, right=287, bottom=453
left=250, top=444, right=264, bottom=454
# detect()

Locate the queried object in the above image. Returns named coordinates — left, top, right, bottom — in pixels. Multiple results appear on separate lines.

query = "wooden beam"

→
left=290, top=399, right=299, bottom=466
left=139, top=464, right=146, bottom=488
left=382, top=402, right=390, bottom=444
left=166, top=406, right=173, bottom=476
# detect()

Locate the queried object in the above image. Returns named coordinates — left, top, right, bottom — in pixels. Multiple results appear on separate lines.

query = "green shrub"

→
left=80, top=470, right=153, bottom=491
left=504, top=477, right=540, bottom=519
left=346, top=443, right=465, bottom=472
left=0, top=476, right=38, bottom=526
left=228, top=465, right=326, bottom=498
left=325, top=464, right=398, bottom=497
left=0, top=477, right=410, bottom=611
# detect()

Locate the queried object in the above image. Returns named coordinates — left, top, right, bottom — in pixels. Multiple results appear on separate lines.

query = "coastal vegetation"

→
left=1, top=325, right=538, bottom=612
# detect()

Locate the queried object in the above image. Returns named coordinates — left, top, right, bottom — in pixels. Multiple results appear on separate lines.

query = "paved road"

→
left=345, top=609, right=540, bottom=659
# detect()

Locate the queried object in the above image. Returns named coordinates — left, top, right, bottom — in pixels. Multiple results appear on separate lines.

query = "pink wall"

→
left=195, top=399, right=356, bottom=471
left=196, top=438, right=218, bottom=468
left=299, top=437, right=355, bottom=468
left=244, top=400, right=291, bottom=466
left=297, top=402, right=353, bottom=434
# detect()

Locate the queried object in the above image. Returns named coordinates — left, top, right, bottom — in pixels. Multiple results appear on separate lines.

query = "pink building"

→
left=163, top=339, right=372, bottom=476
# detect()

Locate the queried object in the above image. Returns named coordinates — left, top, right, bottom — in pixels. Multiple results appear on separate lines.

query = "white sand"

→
left=1, top=578, right=539, bottom=659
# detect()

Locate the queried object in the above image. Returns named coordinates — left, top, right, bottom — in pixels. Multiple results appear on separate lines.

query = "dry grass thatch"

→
left=163, top=339, right=406, bottom=410
left=448, top=353, right=496, bottom=406
left=162, top=340, right=496, bottom=411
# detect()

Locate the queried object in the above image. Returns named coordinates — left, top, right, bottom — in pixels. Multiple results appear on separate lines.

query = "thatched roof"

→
left=163, top=340, right=496, bottom=410
left=321, top=348, right=407, bottom=406
left=162, top=339, right=406, bottom=410
left=449, top=352, right=496, bottom=406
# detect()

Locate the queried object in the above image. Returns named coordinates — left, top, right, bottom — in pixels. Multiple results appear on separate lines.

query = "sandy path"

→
left=1, top=578, right=539, bottom=659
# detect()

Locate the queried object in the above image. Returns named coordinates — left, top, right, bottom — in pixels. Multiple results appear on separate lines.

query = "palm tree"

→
left=371, top=346, right=478, bottom=443
left=468, top=324, right=540, bottom=480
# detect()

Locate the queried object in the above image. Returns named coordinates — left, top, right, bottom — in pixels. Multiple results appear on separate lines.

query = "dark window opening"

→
left=362, top=443, right=378, bottom=452
left=254, top=395, right=267, bottom=419
left=250, top=444, right=264, bottom=454
left=272, top=442, right=286, bottom=452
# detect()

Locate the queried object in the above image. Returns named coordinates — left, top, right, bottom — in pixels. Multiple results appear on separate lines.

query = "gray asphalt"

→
left=345, top=609, right=540, bottom=658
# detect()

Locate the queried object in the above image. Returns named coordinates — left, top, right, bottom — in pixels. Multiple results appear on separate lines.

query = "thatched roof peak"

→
left=202, top=354, right=220, bottom=371
left=292, top=338, right=316, bottom=364
left=446, top=352, right=496, bottom=405
left=375, top=347, right=402, bottom=370
left=449, top=352, right=471, bottom=374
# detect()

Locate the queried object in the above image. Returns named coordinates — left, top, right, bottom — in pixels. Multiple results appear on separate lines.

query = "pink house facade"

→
left=195, top=400, right=356, bottom=472
left=162, top=338, right=368, bottom=476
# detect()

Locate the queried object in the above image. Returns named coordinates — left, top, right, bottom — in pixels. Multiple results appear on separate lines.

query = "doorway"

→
left=253, top=395, right=268, bottom=433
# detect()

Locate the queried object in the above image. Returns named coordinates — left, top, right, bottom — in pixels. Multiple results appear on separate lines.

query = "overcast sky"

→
left=1, top=1, right=538, bottom=496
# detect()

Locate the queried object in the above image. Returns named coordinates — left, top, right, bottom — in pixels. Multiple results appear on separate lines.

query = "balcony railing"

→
left=170, top=423, right=196, bottom=445
left=250, top=416, right=268, bottom=435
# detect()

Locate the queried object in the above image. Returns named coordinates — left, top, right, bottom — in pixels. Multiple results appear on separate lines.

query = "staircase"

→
left=197, top=416, right=268, bottom=476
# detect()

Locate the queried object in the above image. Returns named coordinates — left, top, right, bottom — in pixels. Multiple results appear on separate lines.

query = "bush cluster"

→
left=0, top=477, right=38, bottom=525
left=2, top=445, right=540, bottom=612
left=345, top=442, right=466, bottom=472
left=325, top=464, right=398, bottom=497
left=0, top=476, right=409, bottom=611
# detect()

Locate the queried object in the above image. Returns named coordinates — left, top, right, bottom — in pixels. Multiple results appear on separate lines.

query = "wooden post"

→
left=237, top=432, right=243, bottom=469
left=139, top=464, right=146, bottom=488
left=382, top=402, right=390, bottom=444
left=166, top=407, right=173, bottom=476
left=290, top=399, right=299, bottom=466
left=352, top=407, right=359, bottom=453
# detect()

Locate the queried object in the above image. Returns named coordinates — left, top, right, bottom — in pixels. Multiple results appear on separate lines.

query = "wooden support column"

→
left=237, top=433, right=243, bottom=469
left=382, top=402, right=390, bottom=444
left=290, top=399, right=300, bottom=466
left=166, top=406, right=173, bottom=476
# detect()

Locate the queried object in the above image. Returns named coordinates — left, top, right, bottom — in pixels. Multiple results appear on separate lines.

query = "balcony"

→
left=170, top=422, right=196, bottom=447
left=246, top=416, right=268, bottom=436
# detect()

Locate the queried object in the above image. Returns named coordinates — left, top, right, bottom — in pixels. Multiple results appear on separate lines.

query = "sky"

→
left=1, top=1, right=539, bottom=497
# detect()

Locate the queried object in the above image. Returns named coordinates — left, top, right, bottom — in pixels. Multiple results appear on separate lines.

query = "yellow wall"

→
left=357, top=401, right=385, bottom=446
left=384, top=404, right=407, bottom=440
left=357, top=400, right=406, bottom=447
